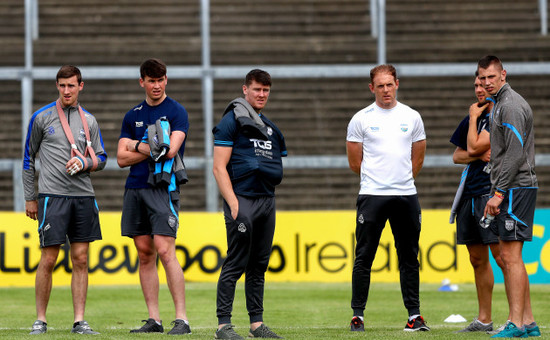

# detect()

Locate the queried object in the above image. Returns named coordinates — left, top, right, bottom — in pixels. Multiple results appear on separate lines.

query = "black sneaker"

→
left=404, top=316, right=430, bottom=332
left=30, top=320, right=47, bottom=335
left=130, top=318, right=164, bottom=333
left=71, top=320, right=100, bottom=334
left=248, top=324, right=283, bottom=338
left=215, top=324, right=244, bottom=339
left=167, top=319, right=191, bottom=335
left=350, top=316, right=365, bottom=332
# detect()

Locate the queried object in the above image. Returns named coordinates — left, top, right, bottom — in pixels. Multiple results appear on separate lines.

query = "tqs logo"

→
left=250, top=139, right=272, bottom=150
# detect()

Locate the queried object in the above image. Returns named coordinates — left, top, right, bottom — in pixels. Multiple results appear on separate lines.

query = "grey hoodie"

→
left=22, top=101, right=107, bottom=200
left=489, top=83, right=537, bottom=193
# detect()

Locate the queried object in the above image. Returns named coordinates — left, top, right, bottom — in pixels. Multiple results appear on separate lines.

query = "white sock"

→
left=409, top=314, right=420, bottom=321
left=477, top=319, right=492, bottom=326
left=174, top=319, right=189, bottom=325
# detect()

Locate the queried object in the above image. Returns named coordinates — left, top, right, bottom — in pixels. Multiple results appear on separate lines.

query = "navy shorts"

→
left=491, top=187, right=537, bottom=242
left=37, top=195, right=102, bottom=248
left=121, top=187, right=180, bottom=238
left=456, top=194, right=499, bottom=245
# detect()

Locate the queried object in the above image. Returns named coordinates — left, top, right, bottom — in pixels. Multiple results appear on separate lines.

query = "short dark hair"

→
left=56, top=65, right=82, bottom=84
left=477, top=55, right=503, bottom=71
left=140, top=58, right=167, bottom=79
left=370, top=64, right=397, bottom=84
left=245, top=69, right=272, bottom=87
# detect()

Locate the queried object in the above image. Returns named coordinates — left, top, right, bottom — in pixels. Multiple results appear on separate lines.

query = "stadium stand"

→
left=1, top=0, right=549, bottom=211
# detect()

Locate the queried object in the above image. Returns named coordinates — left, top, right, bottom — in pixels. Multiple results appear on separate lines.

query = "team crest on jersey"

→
left=237, top=223, right=247, bottom=232
left=135, top=121, right=144, bottom=127
left=358, top=214, right=364, bottom=224
left=505, top=219, right=516, bottom=231
left=267, top=127, right=273, bottom=136
left=78, top=128, right=86, bottom=141
left=400, top=124, right=409, bottom=132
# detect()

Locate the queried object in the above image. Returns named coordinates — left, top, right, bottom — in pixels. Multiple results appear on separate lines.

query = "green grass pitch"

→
left=0, top=282, right=548, bottom=339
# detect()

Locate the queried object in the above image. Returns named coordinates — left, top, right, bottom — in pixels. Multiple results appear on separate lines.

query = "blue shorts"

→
left=37, top=195, right=102, bottom=248
left=491, top=187, right=537, bottom=242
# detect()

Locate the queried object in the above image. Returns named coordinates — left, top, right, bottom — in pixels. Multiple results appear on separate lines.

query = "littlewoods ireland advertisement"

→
left=1, top=210, right=549, bottom=287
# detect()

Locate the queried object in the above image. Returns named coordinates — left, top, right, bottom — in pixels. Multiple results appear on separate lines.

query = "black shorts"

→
left=491, top=187, right=537, bottom=242
left=37, top=195, right=102, bottom=248
left=456, top=195, right=499, bottom=245
left=121, top=187, right=180, bottom=238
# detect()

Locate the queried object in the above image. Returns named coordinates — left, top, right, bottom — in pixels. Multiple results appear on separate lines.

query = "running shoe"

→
left=249, top=324, right=283, bottom=338
left=526, top=325, right=541, bottom=337
left=404, top=316, right=430, bottom=332
left=29, top=320, right=47, bottom=335
left=491, top=322, right=527, bottom=338
left=350, top=316, right=365, bottom=332
left=488, top=321, right=510, bottom=335
left=130, top=318, right=164, bottom=333
left=215, top=324, right=244, bottom=339
left=71, top=320, right=99, bottom=334
left=455, top=317, right=493, bottom=333
left=167, top=319, right=191, bottom=335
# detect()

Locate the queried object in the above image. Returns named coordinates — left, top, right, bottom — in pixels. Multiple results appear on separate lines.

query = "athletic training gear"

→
left=352, top=194, right=422, bottom=317
left=130, top=318, right=164, bottom=333
left=30, top=320, right=47, bottom=335
left=213, top=111, right=287, bottom=197
left=121, top=187, right=180, bottom=238
left=37, top=195, right=101, bottom=247
left=55, top=99, right=99, bottom=172
left=167, top=319, right=191, bottom=335
left=214, top=105, right=286, bottom=327
left=488, top=321, right=510, bottom=335
left=526, top=324, right=541, bottom=337
left=347, top=101, right=426, bottom=196
left=215, top=324, right=244, bottom=339
left=491, top=187, right=537, bottom=241
left=248, top=324, right=283, bottom=338
left=489, top=84, right=537, bottom=194
left=71, top=320, right=99, bottom=334
left=217, top=196, right=276, bottom=325
left=119, top=97, right=189, bottom=189
left=450, top=113, right=491, bottom=199
left=491, top=322, right=527, bottom=338
left=404, top=316, right=430, bottom=332
left=455, top=195, right=499, bottom=245
left=350, top=316, right=365, bottom=332
left=455, top=317, right=493, bottom=333
left=23, top=102, right=107, bottom=201
left=348, top=99, right=426, bottom=324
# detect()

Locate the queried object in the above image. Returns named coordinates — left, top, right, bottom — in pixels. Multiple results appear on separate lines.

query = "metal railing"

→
left=1, top=0, right=549, bottom=212
left=541, top=0, right=548, bottom=35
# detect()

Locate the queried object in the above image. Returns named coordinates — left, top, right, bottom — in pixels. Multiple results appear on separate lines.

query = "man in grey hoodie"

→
left=477, top=55, right=540, bottom=338
left=23, top=65, right=107, bottom=335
